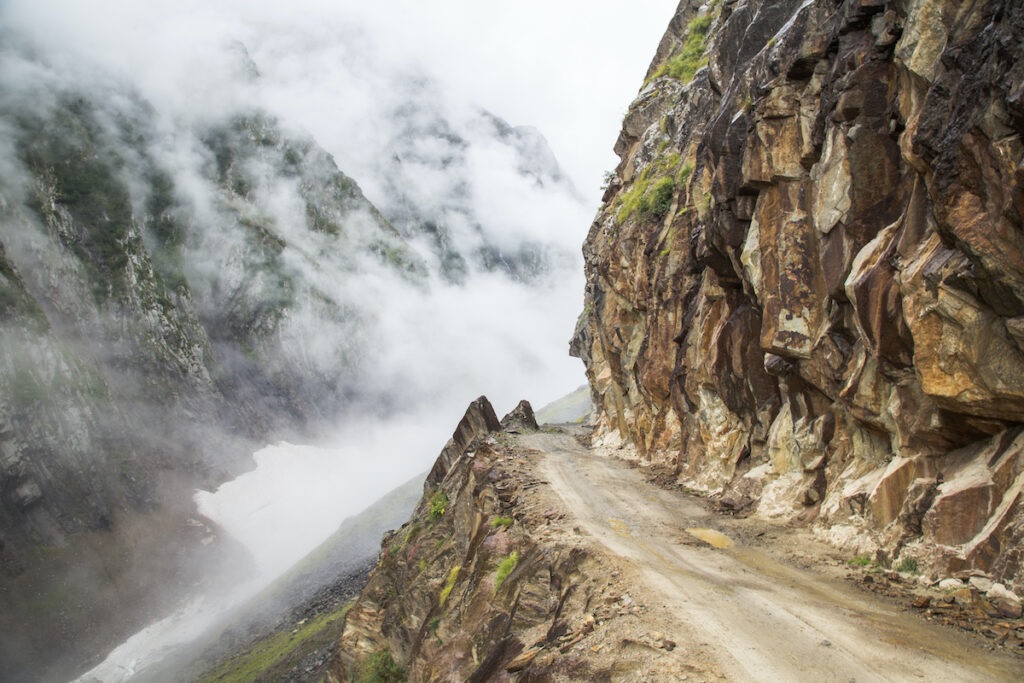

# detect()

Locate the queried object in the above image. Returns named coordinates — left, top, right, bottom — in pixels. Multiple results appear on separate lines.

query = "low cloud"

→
left=1, top=3, right=676, bottom=674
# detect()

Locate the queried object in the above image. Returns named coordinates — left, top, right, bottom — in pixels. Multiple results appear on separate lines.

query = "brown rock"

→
left=572, top=0, right=1024, bottom=590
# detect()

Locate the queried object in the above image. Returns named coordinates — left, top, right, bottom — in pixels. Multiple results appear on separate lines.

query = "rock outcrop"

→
left=572, top=0, right=1024, bottom=588
left=332, top=398, right=611, bottom=682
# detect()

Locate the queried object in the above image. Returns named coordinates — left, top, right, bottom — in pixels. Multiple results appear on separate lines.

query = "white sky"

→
left=2, top=0, right=678, bottom=198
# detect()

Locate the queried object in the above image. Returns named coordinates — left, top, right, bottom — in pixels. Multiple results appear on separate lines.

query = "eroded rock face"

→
left=573, top=0, right=1024, bottom=588
left=332, top=399, right=604, bottom=682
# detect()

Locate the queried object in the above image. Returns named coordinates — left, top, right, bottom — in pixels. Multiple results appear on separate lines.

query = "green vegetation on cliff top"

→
left=649, top=13, right=713, bottom=85
left=616, top=153, right=691, bottom=224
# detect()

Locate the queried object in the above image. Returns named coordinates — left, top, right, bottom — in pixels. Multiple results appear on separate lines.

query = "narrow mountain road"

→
left=523, top=431, right=1023, bottom=682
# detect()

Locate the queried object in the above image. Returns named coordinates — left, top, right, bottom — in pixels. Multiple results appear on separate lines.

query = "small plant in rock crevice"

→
left=848, top=554, right=872, bottom=567
left=491, top=516, right=514, bottom=529
left=494, top=551, right=519, bottom=591
left=439, top=565, right=461, bottom=606
left=896, top=557, right=919, bottom=574
left=428, top=491, right=449, bottom=521
left=350, top=649, right=406, bottom=683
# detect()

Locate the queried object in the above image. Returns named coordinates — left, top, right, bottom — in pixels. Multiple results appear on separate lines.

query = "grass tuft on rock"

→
left=439, top=565, right=461, bottom=606
left=491, top=516, right=514, bottom=529
left=494, top=551, right=519, bottom=591
left=649, top=13, right=713, bottom=84
left=350, top=649, right=406, bottom=683
left=428, top=491, right=449, bottom=521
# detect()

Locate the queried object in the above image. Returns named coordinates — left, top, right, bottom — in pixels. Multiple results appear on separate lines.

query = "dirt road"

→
left=524, top=431, right=1023, bottom=682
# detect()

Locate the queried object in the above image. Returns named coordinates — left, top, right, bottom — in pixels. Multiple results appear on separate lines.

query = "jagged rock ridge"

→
left=572, top=0, right=1024, bottom=588
left=331, top=398, right=631, bottom=682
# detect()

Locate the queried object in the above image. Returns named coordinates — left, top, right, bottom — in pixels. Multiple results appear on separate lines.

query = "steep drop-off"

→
left=0, top=34, right=580, bottom=681
left=572, top=0, right=1024, bottom=588
left=0, top=81, right=412, bottom=680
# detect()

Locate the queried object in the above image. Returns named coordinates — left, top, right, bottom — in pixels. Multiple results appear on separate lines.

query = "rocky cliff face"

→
left=572, top=0, right=1024, bottom=588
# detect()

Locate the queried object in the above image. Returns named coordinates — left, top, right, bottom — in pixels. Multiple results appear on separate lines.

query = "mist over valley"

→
left=0, top=1, right=676, bottom=679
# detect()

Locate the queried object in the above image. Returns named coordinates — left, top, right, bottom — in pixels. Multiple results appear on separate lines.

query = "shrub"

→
left=896, top=557, right=919, bottom=574
left=428, top=491, right=449, bottom=521
left=495, top=551, right=519, bottom=591
left=646, top=176, right=676, bottom=219
left=848, top=554, right=872, bottom=567
left=351, top=650, right=406, bottom=683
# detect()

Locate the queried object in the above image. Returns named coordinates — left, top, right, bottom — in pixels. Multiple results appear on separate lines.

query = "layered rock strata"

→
left=572, top=0, right=1024, bottom=587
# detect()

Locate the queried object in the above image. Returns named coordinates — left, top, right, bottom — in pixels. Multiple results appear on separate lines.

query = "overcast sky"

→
left=1, top=0, right=682, bottom=610
left=2, top=0, right=677, bottom=199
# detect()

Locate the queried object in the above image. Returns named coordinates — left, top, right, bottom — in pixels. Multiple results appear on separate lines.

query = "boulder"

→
left=500, top=400, right=539, bottom=433
left=986, top=583, right=1023, bottom=619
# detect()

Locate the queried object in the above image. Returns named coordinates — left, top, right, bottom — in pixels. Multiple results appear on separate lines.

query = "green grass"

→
left=494, top=551, right=519, bottom=591
left=647, top=177, right=675, bottom=219
left=649, top=13, right=713, bottom=84
left=676, top=163, right=694, bottom=186
left=848, top=554, right=872, bottom=567
left=439, top=565, right=461, bottom=606
left=198, top=603, right=352, bottom=683
left=491, top=516, right=514, bottom=529
left=616, top=153, right=685, bottom=224
left=896, top=557, right=919, bottom=574
left=350, top=650, right=406, bottom=683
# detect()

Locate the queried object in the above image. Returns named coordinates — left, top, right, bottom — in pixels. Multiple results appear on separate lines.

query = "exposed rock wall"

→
left=573, top=0, right=1024, bottom=587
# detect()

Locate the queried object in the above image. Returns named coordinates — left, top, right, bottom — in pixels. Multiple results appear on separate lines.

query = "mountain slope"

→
left=0, top=48, right=421, bottom=679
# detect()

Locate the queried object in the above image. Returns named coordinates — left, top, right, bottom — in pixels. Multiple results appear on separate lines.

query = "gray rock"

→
left=986, top=583, right=1022, bottom=618
left=968, top=576, right=994, bottom=593
left=500, top=400, right=539, bottom=433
